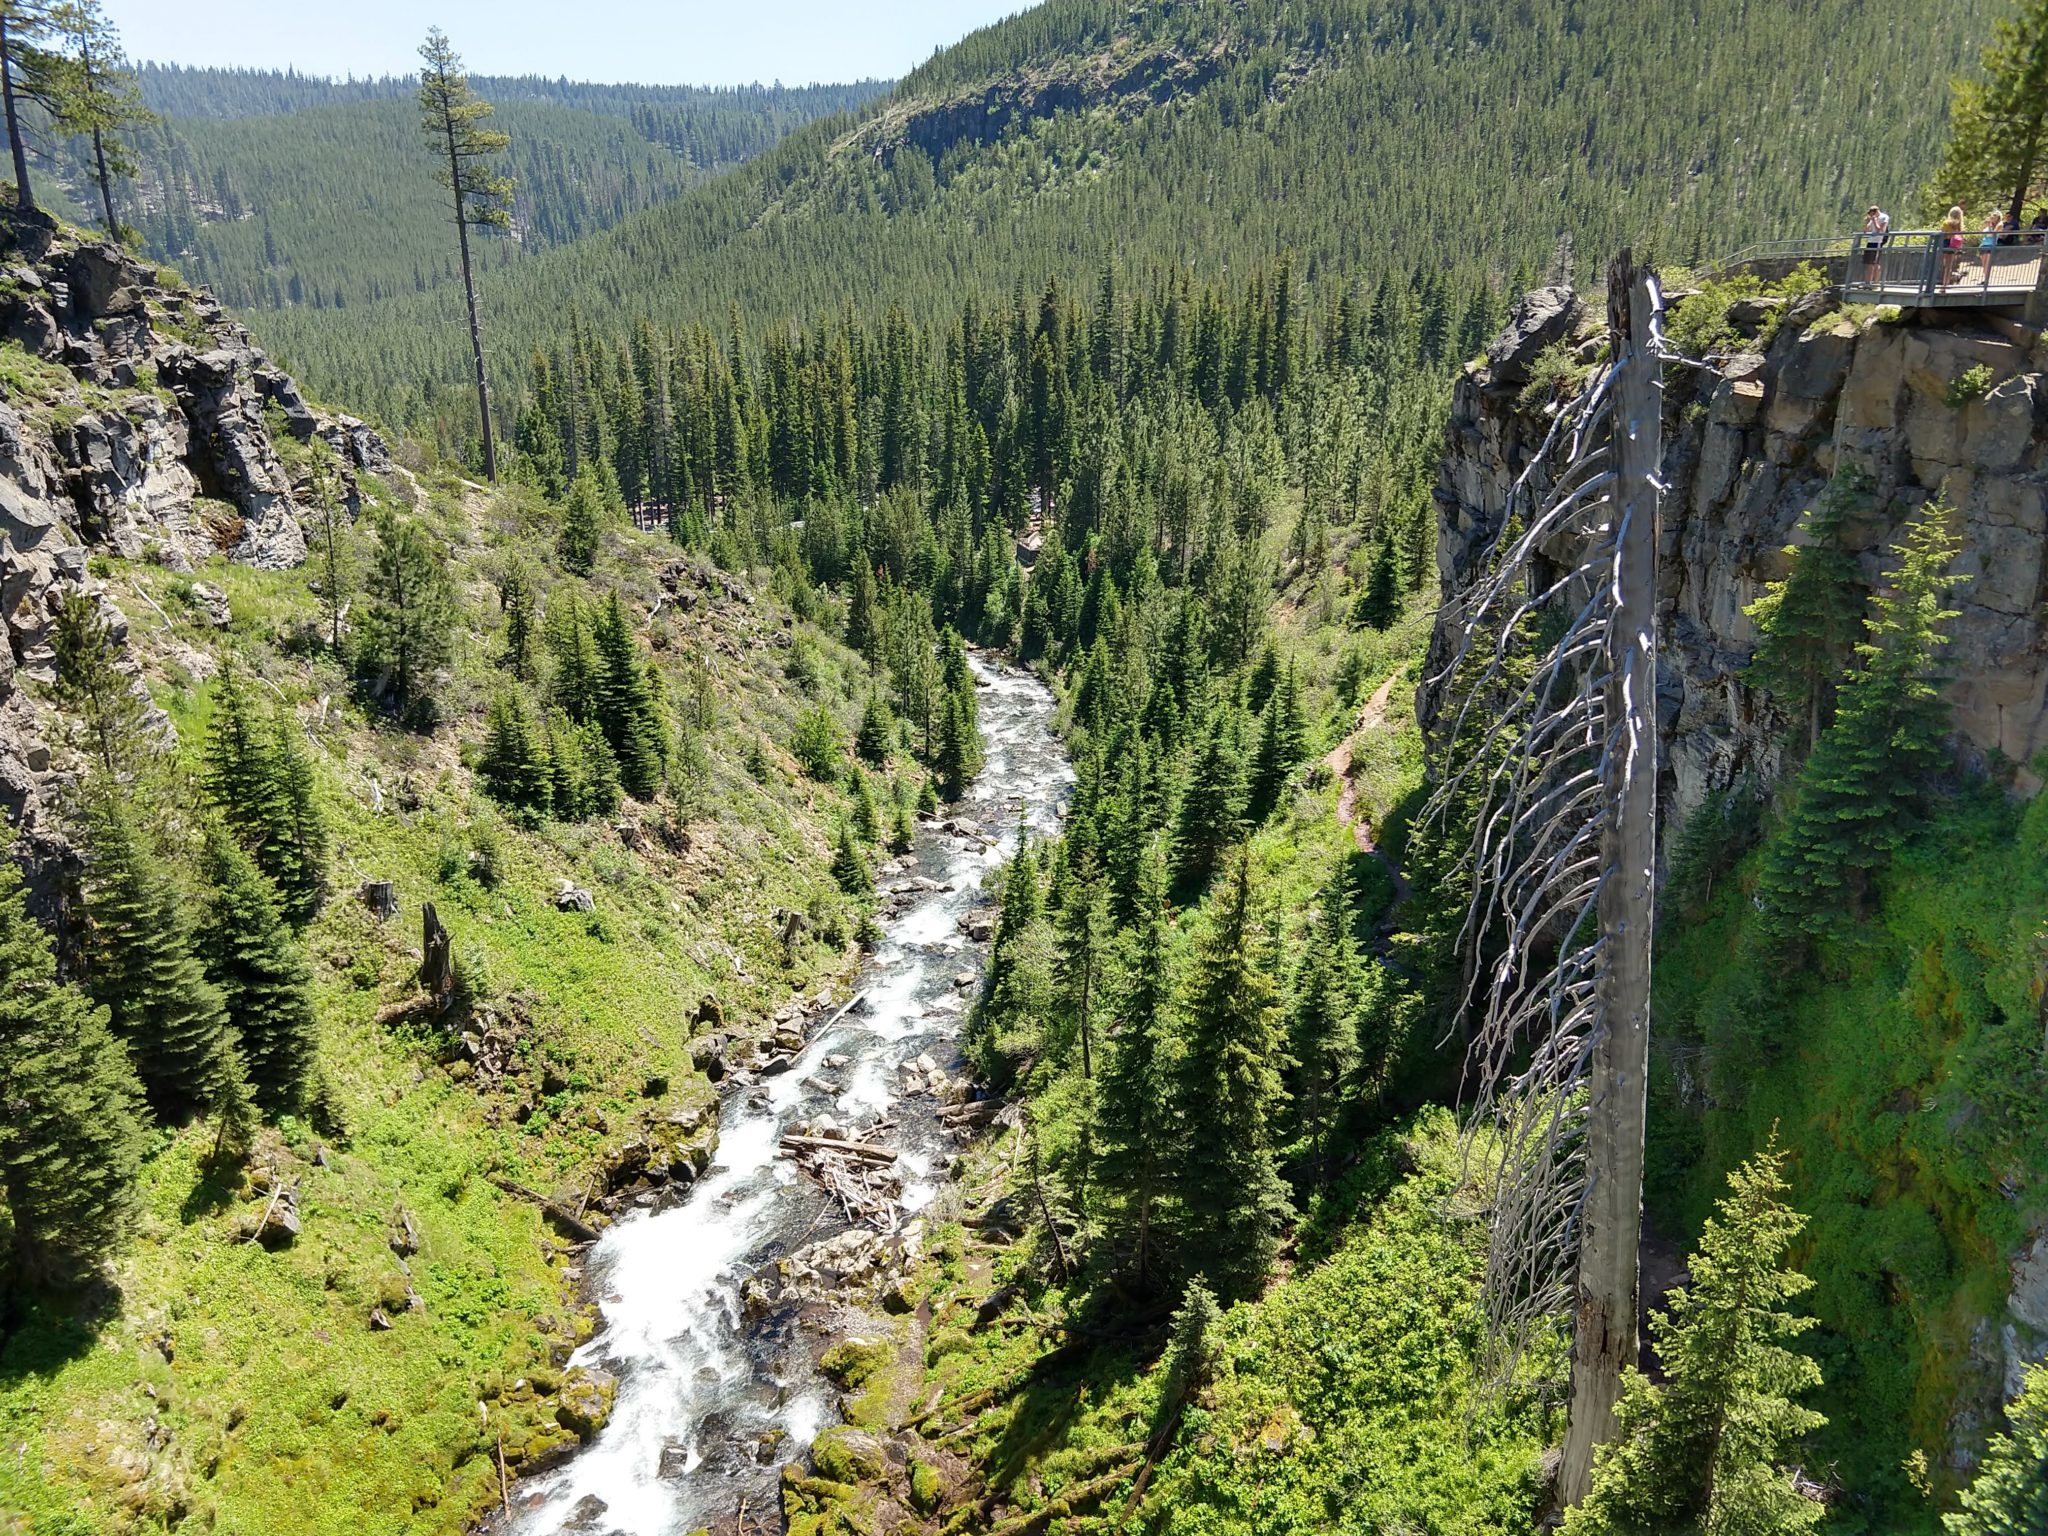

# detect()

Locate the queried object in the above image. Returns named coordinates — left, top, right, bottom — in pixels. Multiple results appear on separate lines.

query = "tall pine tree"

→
left=1093, top=843, right=1178, bottom=1294
left=195, top=823, right=317, bottom=1115
left=1566, top=1138, right=1826, bottom=1536
left=1757, top=505, right=1962, bottom=936
left=79, top=790, right=247, bottom=1124
left=0, top=858, right=145, bottom=1293
left=1173, top=848, right=1292, bottom=1300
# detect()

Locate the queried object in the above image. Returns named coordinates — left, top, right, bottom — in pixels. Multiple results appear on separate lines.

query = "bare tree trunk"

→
left=1559, top=255, right=1661, bottom=1507
left=444, top=124, right=498, bottom=482
left=2010, top=112, right=2044, bottom=232
left=92, top=128, right=116, bottom=234
left=1, top=14, right=34, bottom=212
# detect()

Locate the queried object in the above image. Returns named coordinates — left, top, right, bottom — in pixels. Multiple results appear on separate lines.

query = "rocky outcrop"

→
left=0, top=206, right=391, bottom=895
left=1432, top=284, right=2048, bottom=827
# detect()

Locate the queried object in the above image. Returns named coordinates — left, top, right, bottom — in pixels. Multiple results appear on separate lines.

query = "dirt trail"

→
left=1326, top=668, right=1404, bottom=854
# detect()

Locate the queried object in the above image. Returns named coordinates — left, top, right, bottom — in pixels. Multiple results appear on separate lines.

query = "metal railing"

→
left=1706, top=229, right=2046, bottom=308
left=1843, top=228, right=2045, bottom=305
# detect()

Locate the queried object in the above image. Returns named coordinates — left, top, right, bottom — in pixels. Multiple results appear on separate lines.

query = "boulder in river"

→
left=555, top=1366, right=618, bottom=1439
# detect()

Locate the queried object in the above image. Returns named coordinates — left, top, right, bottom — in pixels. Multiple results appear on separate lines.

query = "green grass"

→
left=877, top=1111, right=1548, bottom=1536
left=1650, top=783, right=2048, bottom=1530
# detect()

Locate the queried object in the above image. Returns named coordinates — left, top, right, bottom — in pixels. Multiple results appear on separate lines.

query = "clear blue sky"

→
left=102, top=1, right=1032, bottom=87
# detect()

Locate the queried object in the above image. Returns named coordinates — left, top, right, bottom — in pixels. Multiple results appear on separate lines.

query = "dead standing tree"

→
left=418, top=28, right=511, bottom=482
left=1422, top=253, right=1664, bottom=1507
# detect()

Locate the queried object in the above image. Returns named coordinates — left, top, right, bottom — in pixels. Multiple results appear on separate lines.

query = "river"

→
left=511, top=656, right=1072, bottom=1536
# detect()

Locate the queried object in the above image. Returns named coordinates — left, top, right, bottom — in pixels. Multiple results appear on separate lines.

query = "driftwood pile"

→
left=778, top=1131, right=903, bottom=1231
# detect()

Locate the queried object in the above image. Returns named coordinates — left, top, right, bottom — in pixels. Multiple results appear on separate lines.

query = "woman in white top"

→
left=1859, top=206, right=1888, bottom=285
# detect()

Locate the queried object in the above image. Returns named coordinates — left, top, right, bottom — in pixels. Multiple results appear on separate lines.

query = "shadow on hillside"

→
left=977, top=1279, right=1168, bottom=1505
left=0, top=1272, right=126, bottom=1387
left=181, top=1160, right=241, bottom=1224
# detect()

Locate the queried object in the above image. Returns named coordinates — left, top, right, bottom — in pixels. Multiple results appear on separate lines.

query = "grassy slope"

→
left=1650, top=785, right=2048, bottom=1530
left=0, top=459, right=900, bottom=1533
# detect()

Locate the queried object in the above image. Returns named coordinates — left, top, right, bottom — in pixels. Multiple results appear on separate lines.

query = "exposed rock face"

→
left=1431, top=286, right=2048, bottom=828
left=0, top=207, right=391, bottom=898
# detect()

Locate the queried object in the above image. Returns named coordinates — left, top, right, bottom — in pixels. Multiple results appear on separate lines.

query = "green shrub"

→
left=1515, top=339, right=1593, bottom=410
left=1947, top=364, right=1994, bottom=406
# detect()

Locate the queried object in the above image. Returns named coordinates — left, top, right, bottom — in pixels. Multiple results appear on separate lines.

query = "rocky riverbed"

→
left=503, top=656, right=1071, bottom=1536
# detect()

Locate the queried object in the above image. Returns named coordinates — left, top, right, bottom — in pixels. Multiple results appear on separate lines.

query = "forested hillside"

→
left=36, top=68, right=883, bottom=323
left=240, top=0, right=2004, bottom=451
left=5, top=0, right=2048, bottom=1532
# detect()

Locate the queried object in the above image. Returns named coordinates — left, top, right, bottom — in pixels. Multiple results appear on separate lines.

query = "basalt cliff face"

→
left=0, top=208, right=392, bottom=886
left=1431, top=283, right=2048, bottom=823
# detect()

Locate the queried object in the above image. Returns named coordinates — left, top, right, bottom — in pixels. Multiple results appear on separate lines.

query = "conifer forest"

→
left=2, top=1, right=2048, bottom=1535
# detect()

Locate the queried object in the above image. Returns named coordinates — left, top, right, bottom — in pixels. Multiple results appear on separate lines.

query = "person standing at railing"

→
left=1978, top=211, right=2007, bottom=284
left=1940, top=206, right=1967, bottom=290
left=2031, top=209, right=2048, bottom=245
left=1859, top=206, right=1890, bottom=284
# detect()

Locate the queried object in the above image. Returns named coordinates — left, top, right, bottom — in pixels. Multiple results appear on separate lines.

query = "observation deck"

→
left=1711, top=230, right=2046, bottom=310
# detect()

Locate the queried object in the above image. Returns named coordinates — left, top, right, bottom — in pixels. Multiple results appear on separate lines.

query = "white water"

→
left=512, top=657, right=1071, bottom=1536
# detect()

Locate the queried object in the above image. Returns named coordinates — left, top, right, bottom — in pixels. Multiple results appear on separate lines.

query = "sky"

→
left=102, top=1, right=1032, bottom=87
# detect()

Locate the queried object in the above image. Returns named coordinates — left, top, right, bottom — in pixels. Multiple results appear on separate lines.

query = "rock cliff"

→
left=0, top=206, right=391, bottom=884
left=1431, top=282, right=2048, bottom=825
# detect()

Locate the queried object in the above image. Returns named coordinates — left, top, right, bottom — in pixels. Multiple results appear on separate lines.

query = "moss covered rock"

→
left=811, top=1424, right=889, bottom=1484
left=819, top=1335, right=890, bottom=1390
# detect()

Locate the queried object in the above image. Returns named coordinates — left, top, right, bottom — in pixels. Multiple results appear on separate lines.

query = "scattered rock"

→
left=553, top=880, right=596, bottom=913
left=188, top=580, right=230, bottom=629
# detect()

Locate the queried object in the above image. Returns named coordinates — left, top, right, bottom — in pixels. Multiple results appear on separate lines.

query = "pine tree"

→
left=1286, top=866, right=1363, bottom=1183
left=934, top=688, right=978, bottom=801
left=498, top=558, right=537, bottom=679
left=558, top=466, right=605, bottom=575
left=204, top=659, right=278, bottom=841
left=544, top=711, right=620, bottom=820
left=546, top=592, right=598, bottom=722
left=850, top=769, right=881, bottom=843
left=195, top=823, right=316, bottom=1115
left=264, top=713, right=328, bottom=924
left=203, top=668, right=326, bottom=924
left=1565, top=1138, right=1826, bottom=1536
left=1173, top=849, right=1292, bottom=1300
left=477, top=688, right=553, bottom=820
left=1946, top=1363, right=2048, bottom=1534
left=856, top=690, right=896, bottom=765
left=831, top=822, right=872, bottom=897
left=1743, top=474, right=1867, bottom=753
left=590, top=592, right=665, bottom=799
left=1757, top=505, right=1963, bottom=936
left=0, top=857, right=145, bottom=1292
left=47, top=0, right=152, bottom=236
left=846, top=562, right=883, bottom=662
left=1246, top=659, right=1306, bottom=818
left=1094, top=842, right=1177, bottom=1293
left=51, top=590, right=144, bottom=777
left=1351, top=521, right=1403, bottom=631
left=1923, top=0, right=2048, bottom=226
left=78, top=790, right=246, bottom=1122
left=0, top=0, right=56, bottom=211
left=356, top=509, right=457, bottom=721
left=418, top=27, right=511, bottom=479
left=1054, top=852, right=1109, bottom=1077
left=1171, top=718, right=1245, bottom=893
left=792, top=703, right=842, bottom=782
